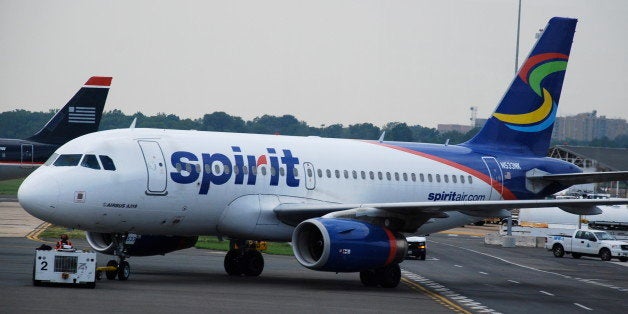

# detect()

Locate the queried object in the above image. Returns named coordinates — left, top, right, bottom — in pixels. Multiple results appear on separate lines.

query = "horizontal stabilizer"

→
left=528, top=171, right=628, bottom=186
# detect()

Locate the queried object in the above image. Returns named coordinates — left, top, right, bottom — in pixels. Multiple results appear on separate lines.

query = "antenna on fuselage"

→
left=129, top=118, right=137, bottom=129
left=378, top=131, right=386, bottom=143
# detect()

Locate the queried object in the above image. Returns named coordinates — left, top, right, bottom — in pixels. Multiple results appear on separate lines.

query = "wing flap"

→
left=273, top=199, right=627, bottom=228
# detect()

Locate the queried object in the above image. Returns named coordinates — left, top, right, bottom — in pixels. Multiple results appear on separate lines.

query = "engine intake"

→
left=292, top=218, right=407, bottom=272
left=86, top=232, right=198, bottom=256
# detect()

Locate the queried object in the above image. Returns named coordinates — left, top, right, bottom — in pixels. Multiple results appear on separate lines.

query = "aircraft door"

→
left=481, top=156, right=503, bottom=200
left=303, top=162, right=316, bottom=190
left=20, top=144, right=34, bottom=168
left=138, top=140, right=168, bottom=195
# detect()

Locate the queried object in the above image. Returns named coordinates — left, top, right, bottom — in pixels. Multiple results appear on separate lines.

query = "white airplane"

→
left=18, top=17, right=628, bottom=288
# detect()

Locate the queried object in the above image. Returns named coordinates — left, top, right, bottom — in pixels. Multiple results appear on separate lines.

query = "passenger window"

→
left=352, top=170, right=357, bottom=179
left=436, top=174, right=441, bottom=183
left=403, top=173, right=408, bottom=181
left=468, top=176, right=473, bottom=184
left=251, top=166, right=257, bottom=175
left=411, top=173, right=416, bottom=182
left=420, top=173, right=425, bottom=182
left=317, top=169, right=323, bottom=178
left=369, top=171, right=375, bottom=180
left=394, top=172, right=399, bottom=181
left=444, top=175, right=449, bottom=183
left=54, top=154, right=83, bottom=166
left=80, top=154, right=101, bottom=170
left=326, top=169, right=331, bottom=178
left=293, top=167, right=299, bottom=177
left=44, top=153, right=59, bottom=166
left=99, top=155, right=116, bottom=171
left=361, top=171, right=366, bottom=180
left=460, top=175, right=465, bottom=184
left=278, top=167, right=283, bottom=176
left=378, top=172, right=383, bottom=180
left=452, top=175, right=457, bottom=183
left=386, top=172, right=391, bottom=181
left=261, top=166, right=267, bottom=176
left=224, top=165, right=231, bottom=175
left=343, top=170, right=349, bottom=179
left=243, top=166, right=249, bottom=175
left=427, top=174, right=433, bottom=182
left=335, top=170, right=340, bottom=178
left=205, top=164, right=211, bottom=174
left=307, top=168, right=313, bottom=177
left=234, top=165, right=240, bottom=175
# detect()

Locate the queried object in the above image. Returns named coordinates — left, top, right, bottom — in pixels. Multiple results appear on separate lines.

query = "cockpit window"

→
left=80, top=154, right=101, bottom=170
left=99, top=155, right=116, bottom=171
left=44, top=153, right=59, bottom=166
left=53, top=154, right=83, bottom=166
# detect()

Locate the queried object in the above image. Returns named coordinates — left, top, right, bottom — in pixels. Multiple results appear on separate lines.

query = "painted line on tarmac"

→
left=402, top=269, right=500, bottom=314
left=431, top=240, right=628, bottom=293
left=574, top=303, right=593, bottom=311
left=25, top=222, right=51, bottom=241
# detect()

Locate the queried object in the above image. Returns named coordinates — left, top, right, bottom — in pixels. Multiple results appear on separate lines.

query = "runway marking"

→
left=574, top=303, right=593, bottom=311
left=454, top=265, right=463, bottom=268
left=25, top=222, right=51, bottom=241
left=539, top=290, right=554, bottom=296
left=507, top=280, right=520, bottom=284
left=402, top=269, right=501, bottom=314
left=479, top=271, right=488, bottom=275
left=431, top=240, right=628, bottom=293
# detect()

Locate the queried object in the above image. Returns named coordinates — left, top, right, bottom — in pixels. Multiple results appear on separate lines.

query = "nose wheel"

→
left=95, top=233, right=132, bottom=281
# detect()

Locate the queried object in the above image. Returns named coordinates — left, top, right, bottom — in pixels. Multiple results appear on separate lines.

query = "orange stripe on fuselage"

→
left=368, top=142, right=517, bottom=200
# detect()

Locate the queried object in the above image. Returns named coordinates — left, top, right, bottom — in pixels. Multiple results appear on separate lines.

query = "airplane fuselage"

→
left=0, top=139, right=58, bottom=180
left=20, top=128, right=579, bottom=240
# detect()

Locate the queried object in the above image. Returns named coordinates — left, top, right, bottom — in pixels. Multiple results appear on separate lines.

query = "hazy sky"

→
left=1, top=0, right=626, bottom=128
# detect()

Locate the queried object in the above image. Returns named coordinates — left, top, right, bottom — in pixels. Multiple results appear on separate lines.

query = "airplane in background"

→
left=0, top=77, right=111, bottom=181
left=18, top=18, right=628, bottom=288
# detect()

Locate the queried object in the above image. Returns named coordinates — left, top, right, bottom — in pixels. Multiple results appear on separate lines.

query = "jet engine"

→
left=291, top=218, right=407, bottom=272
left=86, top=232, right=198, bottom=256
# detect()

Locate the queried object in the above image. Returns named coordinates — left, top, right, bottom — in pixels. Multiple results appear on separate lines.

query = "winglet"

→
left=129, top=118, right=137, bottom=129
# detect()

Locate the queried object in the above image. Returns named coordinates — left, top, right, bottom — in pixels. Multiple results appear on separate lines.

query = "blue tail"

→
left=464, top=17, right=577, bottom=156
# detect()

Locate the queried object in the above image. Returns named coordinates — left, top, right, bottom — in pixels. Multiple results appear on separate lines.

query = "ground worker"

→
left=55, top=234, right=73, bottom=250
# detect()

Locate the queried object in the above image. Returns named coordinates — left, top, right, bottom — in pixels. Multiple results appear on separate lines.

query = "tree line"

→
left=1, top=109, right=626, bottom=148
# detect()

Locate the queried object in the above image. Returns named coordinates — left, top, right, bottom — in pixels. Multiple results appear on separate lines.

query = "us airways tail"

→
left=464, top=17, right=577, bottom=156
left=26, top=76, right=112, bottom=145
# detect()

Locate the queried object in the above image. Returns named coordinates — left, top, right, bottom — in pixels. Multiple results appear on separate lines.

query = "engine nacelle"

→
left=292, top=218, right=407, bottom=272
left=86, top=232, right=198, bottom=256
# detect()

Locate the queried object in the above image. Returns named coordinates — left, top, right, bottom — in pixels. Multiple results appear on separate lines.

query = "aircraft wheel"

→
left=224, top=250, right=242, bottom=276
left=377, top=263, right=401, bottom=288
left=106, top=260, right=118, bottom=280
left=117, top=261, right=130, bottom=280
left=242, top=250, right=264, bottom=277
left=359, top=270, right=378, bottom=287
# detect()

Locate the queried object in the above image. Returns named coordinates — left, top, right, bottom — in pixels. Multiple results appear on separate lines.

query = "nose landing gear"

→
left=95, top=233, right=132, bottom=281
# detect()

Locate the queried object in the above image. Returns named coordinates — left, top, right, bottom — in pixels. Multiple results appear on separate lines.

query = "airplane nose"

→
left=18, top=172, right=60, bottom=221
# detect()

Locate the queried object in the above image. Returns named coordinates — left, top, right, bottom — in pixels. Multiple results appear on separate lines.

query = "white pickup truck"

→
left=545, top=229, right=628, bottom=262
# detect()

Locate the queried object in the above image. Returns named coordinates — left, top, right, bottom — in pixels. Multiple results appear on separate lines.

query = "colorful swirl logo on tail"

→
left=493, top=53, right=568, bottom=132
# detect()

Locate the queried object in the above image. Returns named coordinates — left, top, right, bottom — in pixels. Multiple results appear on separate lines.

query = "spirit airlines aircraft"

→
left=0, top=77, right=111, bottom=180
left=19, top=18, right=628, bottom=288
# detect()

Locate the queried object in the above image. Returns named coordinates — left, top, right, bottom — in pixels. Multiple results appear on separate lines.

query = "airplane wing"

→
left=274, top=198, right=628, bottom=231
left=527, top=171, right=628, bottom=186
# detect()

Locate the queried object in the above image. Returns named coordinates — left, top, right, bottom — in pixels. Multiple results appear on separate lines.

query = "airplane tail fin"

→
left=27, top=76, right=112, bottom=144
left=463, top=17, right=577, bottom=156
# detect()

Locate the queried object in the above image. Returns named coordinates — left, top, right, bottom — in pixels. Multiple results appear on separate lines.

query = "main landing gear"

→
left=95, top=234, right=131, bottom=281
left=359, top=263, right=401, bottom=288
left=224, top=239, right=265, bottom=277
